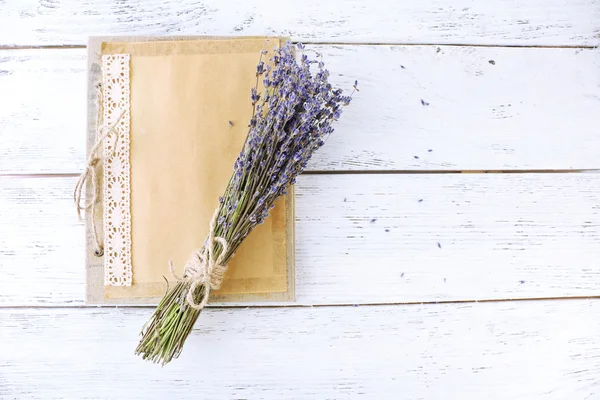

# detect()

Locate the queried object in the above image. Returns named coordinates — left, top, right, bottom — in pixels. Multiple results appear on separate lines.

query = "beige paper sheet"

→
left=97, top=37, right=292, bottom=300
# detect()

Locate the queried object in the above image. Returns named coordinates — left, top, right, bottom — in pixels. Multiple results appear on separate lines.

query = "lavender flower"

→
left=136, top=42, right=354, bottom=365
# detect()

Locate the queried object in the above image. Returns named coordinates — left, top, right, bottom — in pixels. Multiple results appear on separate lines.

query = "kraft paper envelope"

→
left=85, top=36, right=295, bottom=305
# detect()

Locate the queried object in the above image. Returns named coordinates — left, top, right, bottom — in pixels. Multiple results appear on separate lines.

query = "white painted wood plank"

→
left=1, top=173, right=599, bottom=306
left=0, top=177, right=85, bottom=305
left=295, top=173, right=600, bottom=304
left=1, top=0, right=599, bottom=46
left=1, top=300, right=599, bottom=399
left=2, top=46, right=600, bottom=174
left=0, top=49, right=87, bottom=174
left=314, top=45, right=600, bottom=171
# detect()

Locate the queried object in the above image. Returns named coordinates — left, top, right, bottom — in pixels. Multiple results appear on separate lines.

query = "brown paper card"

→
left=85, top=36, right=295, bottom=305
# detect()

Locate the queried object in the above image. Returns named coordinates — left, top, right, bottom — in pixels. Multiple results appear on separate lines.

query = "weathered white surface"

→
left=2, top=174, right=599, bottom=306
left=0, top=49, right=87, bottom=174
left=1, top=301, right=599, bottom=399
left=1, top=0, right=600, bottom=46
left=1, top=3, right=599, bottom=397
left=2, top=46, right=600, bottom=174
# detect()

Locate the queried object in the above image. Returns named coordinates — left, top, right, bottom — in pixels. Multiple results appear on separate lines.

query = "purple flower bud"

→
left=250, top=88, right=261, bottom=104
left=256, top=61, right=265, bottom=75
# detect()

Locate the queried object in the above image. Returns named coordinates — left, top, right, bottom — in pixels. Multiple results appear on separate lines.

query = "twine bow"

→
left=169, top=209, right=229, bottom=310
left=73, top=108, right=126, bottom=257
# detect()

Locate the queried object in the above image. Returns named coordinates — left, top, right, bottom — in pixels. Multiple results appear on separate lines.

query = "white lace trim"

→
left=102, top=54, right=132, bottom=286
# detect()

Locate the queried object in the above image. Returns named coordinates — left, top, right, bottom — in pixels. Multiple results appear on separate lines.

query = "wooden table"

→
left=1, top=1, right=599, bottom=398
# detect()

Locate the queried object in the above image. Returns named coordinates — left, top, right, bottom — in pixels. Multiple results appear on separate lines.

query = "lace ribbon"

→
left=73, top=103, right=125, bottom=257
left=74, top=54, right=132, bottom=286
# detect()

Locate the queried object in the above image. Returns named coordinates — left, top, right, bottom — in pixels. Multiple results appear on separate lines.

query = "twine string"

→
left=73, top=84, right=126, bottom=256
left=169, top=208, right=229, bottom=310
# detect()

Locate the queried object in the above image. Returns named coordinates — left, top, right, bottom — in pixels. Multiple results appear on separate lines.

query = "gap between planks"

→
left=1, top=169, right=599, bottom=178
left=2, top=295, right=600, bottom=310
left=0, top=43, right=597, bottom=51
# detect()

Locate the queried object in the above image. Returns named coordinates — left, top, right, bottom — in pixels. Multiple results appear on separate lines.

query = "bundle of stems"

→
left=135, top=42, right=355, bottom=365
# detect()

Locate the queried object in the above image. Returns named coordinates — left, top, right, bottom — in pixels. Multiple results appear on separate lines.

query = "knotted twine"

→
left=73, top=84, right=126, bottom=257
left=169, top=208, right=230, bottom=310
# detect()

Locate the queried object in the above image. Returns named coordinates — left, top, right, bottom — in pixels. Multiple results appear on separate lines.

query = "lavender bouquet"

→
left=135, top=42, right=355, bottom=365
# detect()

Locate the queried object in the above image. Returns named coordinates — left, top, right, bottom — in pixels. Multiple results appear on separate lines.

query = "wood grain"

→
left=1, top=3, right=598, bottom=398
left=2, top=46, right=600, bottom=174
left=1, top=0, right=599, bottom=46
left=1, top=300, right=599, bottom=399
left=2, top=173, right=599, bottom=306
left=0, top=49, right=87, bottom=175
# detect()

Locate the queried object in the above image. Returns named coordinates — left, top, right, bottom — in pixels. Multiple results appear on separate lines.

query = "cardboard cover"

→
left=85, top=36, right=295, bottom=305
